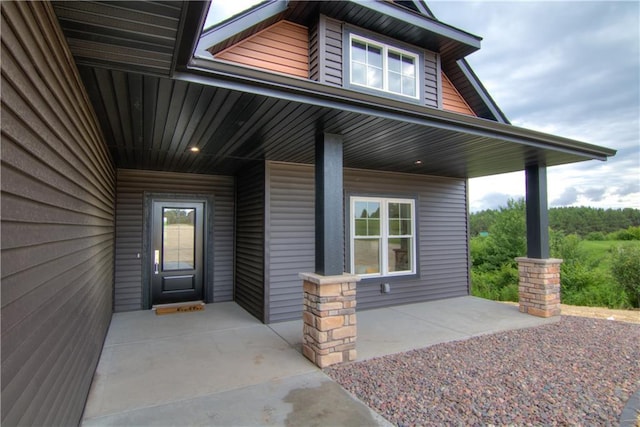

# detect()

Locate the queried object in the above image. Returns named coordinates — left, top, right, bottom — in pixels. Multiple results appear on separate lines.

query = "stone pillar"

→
left=516, top=257, right=562, bottom=318
left=299, top=272, right=360, bottom=368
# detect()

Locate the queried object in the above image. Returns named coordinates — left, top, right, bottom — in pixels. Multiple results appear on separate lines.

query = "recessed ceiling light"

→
left=189, top=147, right=200, bottom=153
left=414, top=160, right=422, bottom=165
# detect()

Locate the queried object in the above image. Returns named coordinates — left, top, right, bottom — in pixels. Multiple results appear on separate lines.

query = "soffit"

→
left=77, top=63, right=612, bottom=178
left=52, top=1, right=185, bottom=76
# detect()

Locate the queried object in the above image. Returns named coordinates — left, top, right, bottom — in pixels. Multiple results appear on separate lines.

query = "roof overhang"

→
left=53, top=0, right=616, bottom=179
left=198, top=0, right=481, bottom=61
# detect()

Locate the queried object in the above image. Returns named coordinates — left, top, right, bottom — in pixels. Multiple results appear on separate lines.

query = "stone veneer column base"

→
left=516, top=257, right=563, bottom=318
left=299, top=272, right=360, bottom=368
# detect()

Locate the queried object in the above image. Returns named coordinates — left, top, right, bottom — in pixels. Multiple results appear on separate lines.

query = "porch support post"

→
left=525, top=164, right=549, bottom=259
left=517, top=164, right=562, bottom=318
left=315, top=132, right=344, bottom=276
left=300, top=133, right=358, bottom=368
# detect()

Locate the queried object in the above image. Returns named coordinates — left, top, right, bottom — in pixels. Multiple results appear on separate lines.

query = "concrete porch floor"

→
left=82, top=296, right=557, bottom=426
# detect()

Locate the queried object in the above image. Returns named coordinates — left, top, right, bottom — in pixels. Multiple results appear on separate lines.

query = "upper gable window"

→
left=348, top=34, right=419, bottom=100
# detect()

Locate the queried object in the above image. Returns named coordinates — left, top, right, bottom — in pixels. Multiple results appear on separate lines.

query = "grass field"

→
left=579, top=240, right=640, bottom=274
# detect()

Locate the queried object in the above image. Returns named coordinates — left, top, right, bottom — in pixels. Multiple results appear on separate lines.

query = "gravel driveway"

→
left=326, top=316, right=640, bottom=426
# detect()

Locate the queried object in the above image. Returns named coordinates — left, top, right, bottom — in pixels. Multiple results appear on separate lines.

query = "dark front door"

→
left=151, top=200, right=204, bottom=305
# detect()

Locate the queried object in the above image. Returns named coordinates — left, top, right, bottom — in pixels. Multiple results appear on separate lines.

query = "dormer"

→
left=200, top=0, right=508, bottom=122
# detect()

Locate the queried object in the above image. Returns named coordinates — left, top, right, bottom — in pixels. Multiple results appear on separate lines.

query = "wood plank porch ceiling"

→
left=78, top=65, right=601, bottom=178
left=53, top=0, right=614, bottom=178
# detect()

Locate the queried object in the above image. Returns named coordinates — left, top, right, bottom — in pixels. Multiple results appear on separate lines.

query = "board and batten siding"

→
left=114, top=169, right=234, bottom=311
left=265, top=161, right=469, bottom=322
left=214, top=20, right=309, bottom=79
left=1, top=1, right=115, bottom=425
left=235, top=162, right=266, bottom=322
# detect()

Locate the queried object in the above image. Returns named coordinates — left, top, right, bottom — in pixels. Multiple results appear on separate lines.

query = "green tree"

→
left=610, top=245, right=640, bottom=307
left=484, top=198, right=526, bottom=269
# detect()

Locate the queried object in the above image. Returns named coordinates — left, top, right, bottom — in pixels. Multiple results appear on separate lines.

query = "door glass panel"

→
left=163, top=208, right=195, bottom=270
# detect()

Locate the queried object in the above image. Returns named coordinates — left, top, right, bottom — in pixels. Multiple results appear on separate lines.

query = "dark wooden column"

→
left=315, top=132, right=344, bottom=275
left=525, top=164, right=550, bottom=259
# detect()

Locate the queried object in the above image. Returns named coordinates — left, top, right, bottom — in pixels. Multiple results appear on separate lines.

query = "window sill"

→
left=356, top=272, right=420, bottom=284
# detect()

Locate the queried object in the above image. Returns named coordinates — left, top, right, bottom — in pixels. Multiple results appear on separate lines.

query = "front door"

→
left=151, top=200, right=205, bottom=305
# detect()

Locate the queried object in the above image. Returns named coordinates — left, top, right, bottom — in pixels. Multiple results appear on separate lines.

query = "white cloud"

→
left=204, top=0, right=263, bottom=30
left=429, top=1, right=640, bottom=211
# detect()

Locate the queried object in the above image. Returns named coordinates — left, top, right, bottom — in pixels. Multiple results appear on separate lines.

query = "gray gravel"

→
left=326, top=316, right=640, bottom=426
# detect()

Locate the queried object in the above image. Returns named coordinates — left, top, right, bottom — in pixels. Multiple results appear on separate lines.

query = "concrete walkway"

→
left=82, top=296, right=556, bottom=426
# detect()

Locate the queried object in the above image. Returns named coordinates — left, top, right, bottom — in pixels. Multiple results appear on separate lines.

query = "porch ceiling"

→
left=78, top=63, right=609, bottom=178
left=54, top=0, right=614, bottom=178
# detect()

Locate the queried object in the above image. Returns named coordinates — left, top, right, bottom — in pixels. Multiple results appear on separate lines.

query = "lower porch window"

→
left=350, top=196, right=416, bottom=277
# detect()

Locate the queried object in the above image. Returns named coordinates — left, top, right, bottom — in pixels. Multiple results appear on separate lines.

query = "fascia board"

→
left=351, top=0, right=481, bottom=50
left=195, top=0, right=289, bottom=58
left=457, top=59, right=511, bottom=124
left=180, top=58, right=616, bottom=161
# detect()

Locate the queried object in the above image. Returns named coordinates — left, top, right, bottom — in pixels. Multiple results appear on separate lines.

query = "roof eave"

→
left=183, top=58, right=616, bottom=163
left=196, top=0, right=289, bottom=59
left=352, top=0, right=481, bottom=51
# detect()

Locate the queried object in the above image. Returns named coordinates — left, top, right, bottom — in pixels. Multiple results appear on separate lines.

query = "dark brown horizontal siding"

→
left=235, top=162, right=266, bottom=322
left=1, top=2, right=115, bottom=425
left=442, top=71, right=476, bottom=116
left=265, top=161, right=469, bottom=322
left=114, top=169, right=234, bottom=311
left=214, top=21, right=309, bottom=78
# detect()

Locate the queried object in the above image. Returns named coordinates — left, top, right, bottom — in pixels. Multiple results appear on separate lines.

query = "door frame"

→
left=142, top=192, right=215, bottom=309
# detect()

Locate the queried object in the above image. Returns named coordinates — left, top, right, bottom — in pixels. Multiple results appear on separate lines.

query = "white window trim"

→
left=348, top=34, right=420, bottom=100
left=350, top=196, right=417, bottom=278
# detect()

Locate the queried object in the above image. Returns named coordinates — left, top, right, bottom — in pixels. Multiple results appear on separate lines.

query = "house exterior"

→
left=0, top=0, right=615, bottom=425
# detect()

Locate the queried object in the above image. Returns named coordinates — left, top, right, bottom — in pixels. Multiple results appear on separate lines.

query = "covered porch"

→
left=82, top=296, right=557, bottom=426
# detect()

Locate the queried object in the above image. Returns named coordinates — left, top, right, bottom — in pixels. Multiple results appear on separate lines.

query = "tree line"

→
left=470, top=205, right=640, bottom=237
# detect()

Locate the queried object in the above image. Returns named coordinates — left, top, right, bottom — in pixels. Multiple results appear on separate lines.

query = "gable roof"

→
left=51, top=0, right=615, bottom=179
left=199, top=0, right=481, bottom=61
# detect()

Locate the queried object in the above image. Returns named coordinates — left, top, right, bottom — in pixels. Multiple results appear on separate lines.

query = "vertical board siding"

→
left=424, top=50, right=438, bottom=108
left=1, top=2, right=115, bottom=426
left=441, top=71, right=476, bottom=116
left=265, top=162, right=315, bottom=322
left=266, top=162, right=469, bottom=322
left=114, top=169, right=234, bottom=311
left=214, top=21, right=309, bottom=78
left=235, top=162, right=266, bottom=322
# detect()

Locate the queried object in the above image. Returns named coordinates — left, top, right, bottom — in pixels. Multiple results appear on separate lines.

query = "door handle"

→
left=154, top=250, right=160, bottom=275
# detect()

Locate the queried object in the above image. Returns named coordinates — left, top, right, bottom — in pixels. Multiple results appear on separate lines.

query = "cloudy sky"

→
left=428, top=1, right=639, bottom=211
left=206, top=1, right=639, bottom=212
